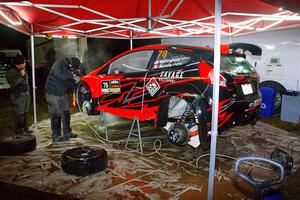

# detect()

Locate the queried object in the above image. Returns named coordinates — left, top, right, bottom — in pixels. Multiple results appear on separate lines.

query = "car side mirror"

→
left=113, top=68, right=120, bottom=75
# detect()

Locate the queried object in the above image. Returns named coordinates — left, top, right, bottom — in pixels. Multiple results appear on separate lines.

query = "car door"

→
left=145, top=48, right=199, bottom=98
left=97, top=50, right=155, bottom=119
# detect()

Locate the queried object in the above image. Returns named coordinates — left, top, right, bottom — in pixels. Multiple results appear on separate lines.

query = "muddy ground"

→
left=0, top=112, right=299, bottom=199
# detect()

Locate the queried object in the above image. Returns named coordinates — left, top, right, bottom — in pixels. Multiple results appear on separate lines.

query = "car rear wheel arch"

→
left=192, top=97, right=211, bottom=151
left=157, top=95, right=211, bottom=150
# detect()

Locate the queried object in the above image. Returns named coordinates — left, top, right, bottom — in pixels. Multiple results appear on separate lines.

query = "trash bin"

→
left=259, top=87, right=276, bottom=118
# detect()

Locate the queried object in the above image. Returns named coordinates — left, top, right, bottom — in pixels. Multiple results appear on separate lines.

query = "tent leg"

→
left=148, top=0, right=152, bottom=30
left=30, top=24, right=37, bottom=125
left=208, top=0, right=222, bottom=199
left=130, top=30, right=133, bottom=50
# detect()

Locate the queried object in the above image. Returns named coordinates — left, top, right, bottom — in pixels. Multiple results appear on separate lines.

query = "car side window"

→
left=108, top=50, right=154, bottom=74
left=153, top=49, right=195, bottom=69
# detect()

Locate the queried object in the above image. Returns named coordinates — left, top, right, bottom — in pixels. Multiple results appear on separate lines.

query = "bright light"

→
left=278, top=7, right=283, bottom=11
left=0, top=10, right=22, bottom=25
left=51, top=35, right=78, bottom=39
left=67, top=35, right=78, bottom=39
left=52, top=35, right=63, bottom=38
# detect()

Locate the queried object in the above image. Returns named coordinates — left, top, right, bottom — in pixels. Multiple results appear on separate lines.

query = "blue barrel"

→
left=259, top=87, right=276, bottom=118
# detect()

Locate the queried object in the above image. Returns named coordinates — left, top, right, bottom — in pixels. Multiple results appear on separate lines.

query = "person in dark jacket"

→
left=6, top=55, right=33, bottom=135
left=45, top=57, right=81, bottom=142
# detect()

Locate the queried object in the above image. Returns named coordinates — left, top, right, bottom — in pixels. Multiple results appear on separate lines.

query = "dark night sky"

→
left=0, top=24, right=29, bottom=57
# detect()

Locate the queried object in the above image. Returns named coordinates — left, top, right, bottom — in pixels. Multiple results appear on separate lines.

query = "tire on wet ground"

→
left=0, top=134, right=36, bottom=155
left=61, top=146, right=108, bottom=176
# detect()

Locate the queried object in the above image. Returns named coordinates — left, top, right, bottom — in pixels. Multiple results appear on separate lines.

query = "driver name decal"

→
left=101, top=80, right=121, bottom=94
left=146, top=78, right=160, bottom=96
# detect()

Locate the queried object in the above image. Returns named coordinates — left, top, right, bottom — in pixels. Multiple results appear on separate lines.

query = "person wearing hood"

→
left=6, top=55, right=33, bottom=135
left=45, top=57, right=81, bottom=142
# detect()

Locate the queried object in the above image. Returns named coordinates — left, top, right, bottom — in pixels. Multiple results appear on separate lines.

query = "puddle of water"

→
left=0, top=113, right=299, bottom=199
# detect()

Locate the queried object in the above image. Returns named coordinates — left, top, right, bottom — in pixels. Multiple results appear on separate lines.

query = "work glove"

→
left=20, top=69, right=26, bottom=77
left=72, top=73, right=81, bottom=83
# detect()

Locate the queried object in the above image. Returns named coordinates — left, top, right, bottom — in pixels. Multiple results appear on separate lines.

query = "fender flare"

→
left=191, top=96, right=210, bottom=122
left=191, top=96, right=211, bottom=151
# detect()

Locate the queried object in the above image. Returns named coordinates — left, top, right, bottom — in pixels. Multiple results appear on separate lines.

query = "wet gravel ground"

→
left=0, top=112, right=299, bottom=199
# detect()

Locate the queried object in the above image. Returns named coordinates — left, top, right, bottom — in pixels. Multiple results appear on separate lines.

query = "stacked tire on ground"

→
left=61, top=146, right=108, bottom=176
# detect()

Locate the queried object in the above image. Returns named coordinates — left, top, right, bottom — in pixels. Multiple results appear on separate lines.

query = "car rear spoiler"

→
left=220, top=43, right=262, bottom=56
left=229, top=43, right=262, bottom=56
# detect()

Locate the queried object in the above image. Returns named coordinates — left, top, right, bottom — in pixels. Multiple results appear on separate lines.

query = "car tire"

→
left=0, top=135, right=36, bottom=155
left=198, top=121, right=210, bottom=151
left=77, top=83, right=99, bottom=115
left=61, top=146, right=108, bottom=176
left=156, top=97, right=170, bottom=127
left=259, top=81, right=287, bottom=114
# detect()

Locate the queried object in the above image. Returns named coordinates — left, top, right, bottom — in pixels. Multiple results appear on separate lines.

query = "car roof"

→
left=132, top=44, right=213, bottom=52
left=88, top=44, right=215, bottom=76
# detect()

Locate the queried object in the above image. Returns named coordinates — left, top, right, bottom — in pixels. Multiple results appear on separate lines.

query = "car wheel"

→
left=61, top=146, right=108, bottom=176
left=77, top=83, right=99, bottom=115
left=259, top=81, right=287, bottom=114
left=167, top=122, right=189, bottom=146
left=0, top=135, right=36, bottom=155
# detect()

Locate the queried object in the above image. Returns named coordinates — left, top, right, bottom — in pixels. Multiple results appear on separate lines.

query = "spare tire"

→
left=61, top=146, right=108, bottom=176
left=0, top=135, right=36, bottom=155
left=259, top=81, right=287, bottom=114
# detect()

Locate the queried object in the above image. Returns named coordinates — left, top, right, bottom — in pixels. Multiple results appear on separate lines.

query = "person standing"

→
left=45, top=57, right=81, bottom=142
left=6, top=55, right=33, bottom=135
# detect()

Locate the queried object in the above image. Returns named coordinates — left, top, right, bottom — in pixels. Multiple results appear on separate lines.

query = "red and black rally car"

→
left=79, top=43, right=262, bottom=150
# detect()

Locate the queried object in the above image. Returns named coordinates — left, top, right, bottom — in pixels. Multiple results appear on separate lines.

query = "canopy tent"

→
left=1, top=0, right=300, bottom=39
left=1, top=1, right=300, bottom=199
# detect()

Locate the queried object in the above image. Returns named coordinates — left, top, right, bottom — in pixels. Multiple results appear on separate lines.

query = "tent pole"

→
left=130, top=30, right=133, bottom=50
left=30, top=24, right=37, bottom=125
left=208, top=0, right=222, bottom=199
left=148, top=0, right=151, bottom=30
left=229, top=24, right=232, bottom=43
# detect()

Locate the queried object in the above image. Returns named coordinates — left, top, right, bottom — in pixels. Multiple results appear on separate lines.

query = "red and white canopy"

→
left=0, top=0, right=300, bottom=39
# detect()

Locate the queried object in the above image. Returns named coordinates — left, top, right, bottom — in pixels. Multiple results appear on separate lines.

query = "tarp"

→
left=0, top=0, right=300, bottom=39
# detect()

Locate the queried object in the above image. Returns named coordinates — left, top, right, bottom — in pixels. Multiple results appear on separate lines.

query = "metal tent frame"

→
left=1, top=1, right=300, bottom=199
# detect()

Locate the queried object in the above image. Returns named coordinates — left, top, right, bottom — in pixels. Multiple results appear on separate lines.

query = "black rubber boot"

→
left=24, top=112, right=33, bottom=134
left=15, top=115, right=25, bottom=135
left=51, top=115, right=67, bottom=142
left=62, top=111, right=78, bottom=139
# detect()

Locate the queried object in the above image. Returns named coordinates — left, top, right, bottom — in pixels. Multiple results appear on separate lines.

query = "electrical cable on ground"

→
left=75, top=85, right=276, bottom=174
